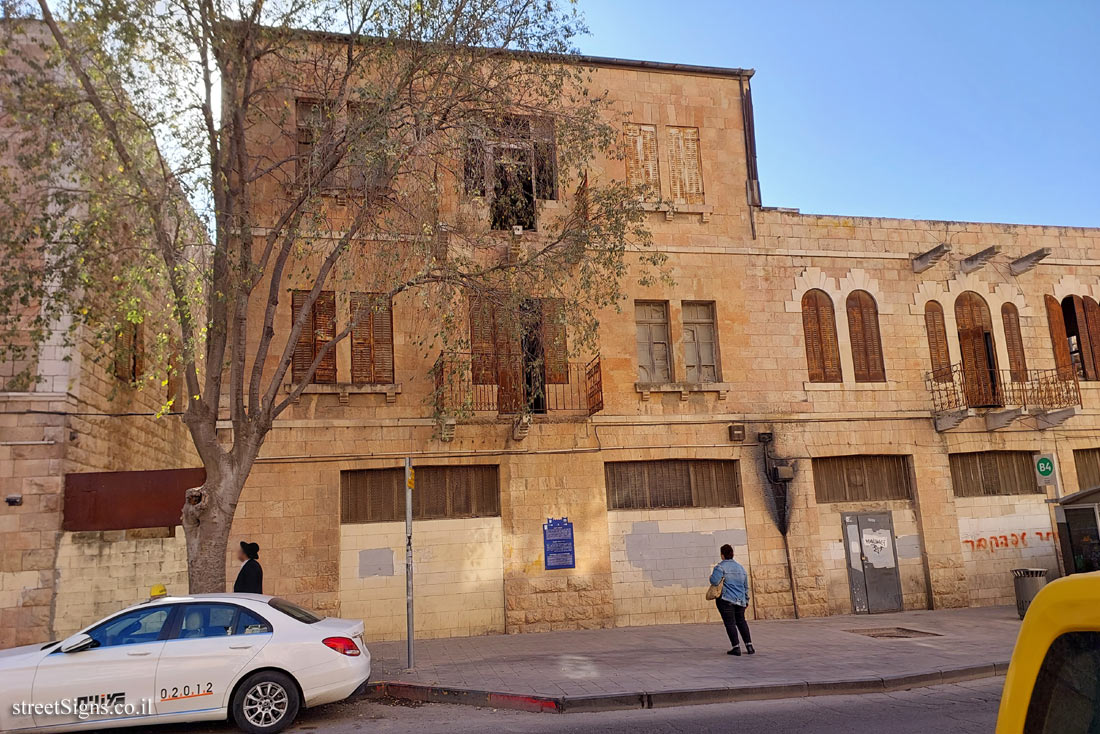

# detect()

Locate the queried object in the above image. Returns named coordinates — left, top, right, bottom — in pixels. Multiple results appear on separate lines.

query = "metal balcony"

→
left=434, top=352, right=603, bottom=417
left=926, top=364, right=1080, bottom=431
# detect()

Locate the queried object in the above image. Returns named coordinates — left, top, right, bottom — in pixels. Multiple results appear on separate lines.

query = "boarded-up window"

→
left=925, top=300, right=951, bottom=382
left=635, top=300, right=671, bottom=382
left=605, top=460, right=741, bottom=510
left=291, top=290, right=337, bottom=384
left=341, top=465, right=500, bottom=524
left=113, top=321, right=144, bottom=383
left=812, top=455, right=913, bottom=503
left=1073, top=448, right=1100, bottom=492
left=350, top=292, right=394, bottom=384
left=846, top=290, right=885, bottom=383
left=624, top=122, right=659, bottom=200
left=666, top=126, right=704, bottom=205
left=682, top=301, right=719, bottom=383
left=802, top=289, right=842, bottom=383
left=948, top=451, right=1041, bottom=497
left=1001, top=302, right=1028, bottom=382
left=1046, top=294, right=1075, bottom=378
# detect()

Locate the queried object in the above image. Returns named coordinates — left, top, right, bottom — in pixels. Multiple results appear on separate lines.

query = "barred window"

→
left=948, top=451, right=1040, bottom=497
left=340, top=465, right=500, bottom=524
left=605, top=460, right=741, bottom=510
left=812, top=455, right=913, bottom=503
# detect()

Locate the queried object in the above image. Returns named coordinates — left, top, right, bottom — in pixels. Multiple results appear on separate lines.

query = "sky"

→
left=578, top=1, right=1100, bottom=228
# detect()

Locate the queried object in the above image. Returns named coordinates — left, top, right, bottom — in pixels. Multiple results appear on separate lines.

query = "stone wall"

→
left=52, top=526, right=187, bottom=637
left=815, top=499, right=928, bottom=614
left=608, top=506, right=751, bottom=626
left=955, top=495, right=1060, bottom=607
left=340, top=517, right=504, bottom=641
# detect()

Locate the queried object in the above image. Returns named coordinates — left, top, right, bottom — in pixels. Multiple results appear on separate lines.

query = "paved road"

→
left=166, top=677, right=1003, bottom=733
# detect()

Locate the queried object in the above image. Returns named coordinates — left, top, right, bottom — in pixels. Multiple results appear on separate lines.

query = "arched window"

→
left=1000, top=303, right=1027, bottom=382
left=1045, top=294, right=1074, bottom=378
left=802, top=289, right=841, bottom=383
left=1056, top=295, right=1100, bottom=381
left=955, top=291, right=1000, bottom=407
left=924, top=300, right=951, bottom=383
left=846, top=290, right=885, bottom=382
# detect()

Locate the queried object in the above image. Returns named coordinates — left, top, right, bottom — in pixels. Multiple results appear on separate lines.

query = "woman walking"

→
left=709, top=544, right=754, bottom=656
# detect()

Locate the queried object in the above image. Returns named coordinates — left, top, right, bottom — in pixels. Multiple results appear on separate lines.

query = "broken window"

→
left=635, top=300, right=671, bottom=383
left=682, top=301, right=719, bottom=383
left=464, top=115, right=557, bottom=231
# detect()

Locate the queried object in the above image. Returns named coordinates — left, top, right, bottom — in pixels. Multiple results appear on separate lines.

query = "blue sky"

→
left=579, top=1, right=1100, bottom=227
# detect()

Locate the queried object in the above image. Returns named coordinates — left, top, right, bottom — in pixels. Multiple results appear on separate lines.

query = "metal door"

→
left=842, top=512, right=904, bottom=613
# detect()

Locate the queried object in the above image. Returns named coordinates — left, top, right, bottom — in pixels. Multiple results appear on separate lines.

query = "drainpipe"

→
left=759, top=432, right=799, bottom=619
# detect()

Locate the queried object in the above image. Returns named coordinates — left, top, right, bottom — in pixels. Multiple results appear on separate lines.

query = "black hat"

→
left=240, top=541, right=260, bottom=560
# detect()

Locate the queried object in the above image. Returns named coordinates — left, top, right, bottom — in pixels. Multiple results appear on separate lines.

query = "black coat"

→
left=233, top=558, right=263, bottom=594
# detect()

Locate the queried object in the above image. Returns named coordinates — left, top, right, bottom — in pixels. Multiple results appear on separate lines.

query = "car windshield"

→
left=268, top=597, right=323, bottom=624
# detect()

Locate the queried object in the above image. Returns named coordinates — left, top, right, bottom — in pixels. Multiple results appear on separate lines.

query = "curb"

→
left=365, top=661, right=1009, bottom=714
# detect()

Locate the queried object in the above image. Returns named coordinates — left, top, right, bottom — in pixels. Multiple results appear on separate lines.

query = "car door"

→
left=155, top=602, right=272, bottom=716
left=32, top=604, right=174, bottom=729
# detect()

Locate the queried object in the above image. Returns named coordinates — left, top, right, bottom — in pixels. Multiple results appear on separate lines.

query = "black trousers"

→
left=716, top=598, right=752, bottom=648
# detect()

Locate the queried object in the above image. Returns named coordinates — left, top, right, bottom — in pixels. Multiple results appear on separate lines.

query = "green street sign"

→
left=1035, top=454, right=1056, bottom=486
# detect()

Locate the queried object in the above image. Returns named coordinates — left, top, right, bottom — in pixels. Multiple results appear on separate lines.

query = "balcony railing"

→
left=434, top=352, right=604, bottom=417
left=926, top=364, right=1081, bottom=414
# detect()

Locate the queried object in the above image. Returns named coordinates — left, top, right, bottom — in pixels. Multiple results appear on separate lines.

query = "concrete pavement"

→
left=170, top=678, right=1005, bottom=733
left=366, top=605, right=1020, bottom=712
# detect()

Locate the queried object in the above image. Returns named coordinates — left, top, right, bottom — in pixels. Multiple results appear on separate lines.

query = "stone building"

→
left=5, top=37, right=1100, bottom=644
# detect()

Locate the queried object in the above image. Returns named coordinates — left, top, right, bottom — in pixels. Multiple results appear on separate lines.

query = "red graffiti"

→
left=963, top=530, right=1053, bottom=553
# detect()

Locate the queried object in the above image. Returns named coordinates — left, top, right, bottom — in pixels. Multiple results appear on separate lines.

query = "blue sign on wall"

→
left=543, top=517, right=575, bottom=570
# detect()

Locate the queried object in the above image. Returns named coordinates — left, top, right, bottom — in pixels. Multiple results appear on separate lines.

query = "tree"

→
left=0, top=0, right=657, bottom=592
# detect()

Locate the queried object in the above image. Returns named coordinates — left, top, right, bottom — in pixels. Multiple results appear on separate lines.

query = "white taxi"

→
left=0, top=593, right=370, bottom=733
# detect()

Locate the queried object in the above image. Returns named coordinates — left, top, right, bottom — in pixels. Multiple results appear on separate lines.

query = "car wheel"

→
left=231, top=671, right=300, bottom=734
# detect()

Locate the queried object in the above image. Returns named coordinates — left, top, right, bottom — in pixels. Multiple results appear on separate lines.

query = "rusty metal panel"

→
left=63, top=467, right=206, bottom=531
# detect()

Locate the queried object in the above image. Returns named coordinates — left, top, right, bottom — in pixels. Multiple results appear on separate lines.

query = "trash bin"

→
left=1012, top=568, right=1048, bottom=619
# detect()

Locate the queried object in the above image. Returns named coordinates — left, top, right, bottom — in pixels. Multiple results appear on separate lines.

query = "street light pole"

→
left=404, top=457, right=414, bottom=670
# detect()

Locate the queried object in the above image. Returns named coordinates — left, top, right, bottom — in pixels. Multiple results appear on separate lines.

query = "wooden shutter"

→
left=955, top=291, right=997, bottom=406
left=667, top=126, right=703, bottom=205
left=924, top=301, right=951, bottom=382
left=1070, top=295, right=1097, bottom=380
left=469, top=295, right=497, bottom=385
left=812, top=455, right=913, bottom=503
left=495, top=308, right=523, bottom=413
left=802, top=289, right=841, bottom=383
left=1074, top=448, right=1100, bottom=492
left=846, top=290, right=885, bottom=382
left=1084, top=298, right=1100, bottom=381
left=540, top=298, right=568, bottom=385
left=291, top=290, right=314, bottom=383
left=1046, top=294, right=1074, bottom=377
left=351, top=293, right=394, bottom=384
left=624, top=123, right=659, bottom=199
left=1001, top=303, right=1028, bottom=382
left=313, top=291, right=337, bottom=383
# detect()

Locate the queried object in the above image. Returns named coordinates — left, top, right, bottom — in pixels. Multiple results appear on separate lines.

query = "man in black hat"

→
left=233, top=541, right=263, bottom=594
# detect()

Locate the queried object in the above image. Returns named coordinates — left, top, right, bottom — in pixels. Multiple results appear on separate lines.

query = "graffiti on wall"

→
left=961, top=530, right=1055, bottom=553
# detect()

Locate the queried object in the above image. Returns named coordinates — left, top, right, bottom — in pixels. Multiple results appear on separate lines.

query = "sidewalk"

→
left=366, top=606, right=1018, bottom=712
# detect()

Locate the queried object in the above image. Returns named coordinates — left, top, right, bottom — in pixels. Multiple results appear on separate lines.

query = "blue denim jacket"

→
left=709, top=558, right=749, bottom=606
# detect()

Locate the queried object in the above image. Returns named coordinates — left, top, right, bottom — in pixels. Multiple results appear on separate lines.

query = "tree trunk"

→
left=181, top=474, right=242, bottom=594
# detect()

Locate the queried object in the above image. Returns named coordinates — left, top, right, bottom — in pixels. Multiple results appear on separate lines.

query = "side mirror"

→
left=59, top=633, right=95, bottom=654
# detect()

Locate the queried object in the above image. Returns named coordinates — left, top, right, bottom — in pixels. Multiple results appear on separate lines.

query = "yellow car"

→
left=997, top=572, right=1100, bottom=733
